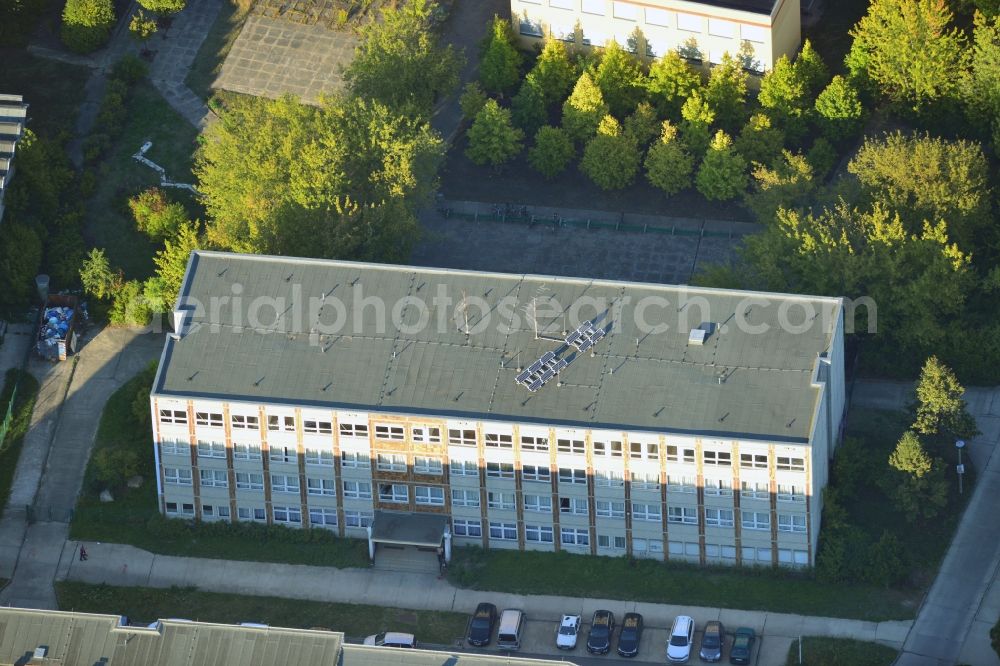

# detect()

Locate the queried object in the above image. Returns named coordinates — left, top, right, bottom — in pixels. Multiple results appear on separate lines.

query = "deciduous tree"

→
left=528, top=125, right=575, bottom=180
left=796, top=39, right=829, bottom=96
left=914, top=356, right=979, bottom=438
left=623, top=101, right=659, bottom=150
left=645, top=51, right=701, bottom=119
left=143, top=221, right=202, bottom=313
left=696, top=130, right=746, bottom=201
left=703, top=53, right=747, bottom=132
left=814, top=75, right=864, bottom=142
left=61, top=0, right=115, bottom=53
left=466, top=99, right=524, bottom=170
left=679, top=91, right=714, bottom=156
left=745, top=150, right=816, bottom=223
left=459, top=82, right=488, bottom=120
left=561, top=72, right=609, bottom=143
left=734, top=113, right=784, bottom=167
left=580, top=115, right=640, bottom=190
left=479, top=15, right=522, bottom=95
left=592, top=40, right=647, bottom=118
left=889, top=431, right=933, bottom=478
left=79, top=248, right=121, bottom=301
left=528, top=38, right=577, bottom=109
left=511, top=77, right=548, bottom=138
left=644, top=121, right=693, bottom=196
left=964, top=12, right=1000, bottom=147
left=128, top=188, right=188, bottom=241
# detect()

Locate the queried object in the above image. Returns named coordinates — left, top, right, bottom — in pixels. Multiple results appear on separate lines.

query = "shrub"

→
left=61, top=0, right=115, bottom=54
left=128, top=188, right=189, bottom=241
left=528, top=126, right=575, bottom=180
left=0, top=223, right=43, bottom=311
left=129, top=10, right=157, bottom=39
left=137, top=0, right=186, bottom=12
left=92, top=446, right=142, bottom=488
left=865, top=531, right=908, bottom=588
left=109, top=280, right=153, bottom=327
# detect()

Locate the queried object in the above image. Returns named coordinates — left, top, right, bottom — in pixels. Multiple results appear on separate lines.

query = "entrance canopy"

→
left=370, top=511, right=448, bottom=547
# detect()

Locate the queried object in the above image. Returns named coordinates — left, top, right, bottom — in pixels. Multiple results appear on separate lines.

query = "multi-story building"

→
left=151, top=251, right=845, bottom=568
left=511, top=0, right=801, bottom=71
left=0, top=94, right=29, bottom=223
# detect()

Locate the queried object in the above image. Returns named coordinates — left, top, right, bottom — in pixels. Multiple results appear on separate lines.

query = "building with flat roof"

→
left=512, top=0, right=800, bottom=72
left=0, top=94, right=29, bottom=223
left=151, top=251, right=845, bottom=568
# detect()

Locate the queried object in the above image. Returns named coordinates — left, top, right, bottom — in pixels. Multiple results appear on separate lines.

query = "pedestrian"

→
left=78, top=545, right=88, bottom=562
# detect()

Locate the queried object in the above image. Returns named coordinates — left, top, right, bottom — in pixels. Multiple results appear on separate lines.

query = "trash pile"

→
left=37, top=305, right=75, bottom=359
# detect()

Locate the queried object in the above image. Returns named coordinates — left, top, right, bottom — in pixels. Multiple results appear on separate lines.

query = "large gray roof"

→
left=153, top=252, right=841, bottom=443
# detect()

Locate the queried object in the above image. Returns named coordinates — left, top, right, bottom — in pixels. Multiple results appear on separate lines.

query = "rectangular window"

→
left=237, top=506, right=266, bottom=522
left=485, top=432, right=513, bottom=449
left=233, top=442, right=261, bottom=461
left=415, top=485, right=445, bottom=506
left=199, top=469, right=228, bottom=488
left=705, top=508, right=734, bottom=527
left=704, top=478, right=733, bottom=497
left=596, top=500, right=625, bottom=518
left=777, top=456, right=806, bottom=472
left=196, top=440, right=226, bottom=459
left=339, top=423, right=369, bottom=438
left=594, top=469, right=625, bottom=487
left=488, top=491, right=516, bottom=510
left=196, top=412, right=223, bottom=427
left=665, top=446, right=695, bottom=463
left=378, top=483, right=408, bottom=503
left=519, top=16, right=543, bottom=37
left=271, top=474, right=300, bottom=494
left=612, top=1, right=637, bottom=20
left=598, top=534, right=627, bottom=549
left=581, top=0, right=604, bottom=15
left=630, top=471, right=660, bottom=490
left=453, top=518, right=483, bottom=537
left=449, top=459, right=478, bottom=476
left=703, top=450, right=732, bottom=466
left=486, top=462, right=515, bottom=479
left=267, top=414, right=296, bottom=432
left=741, top=453, right=768, bottom=469
left=741, top=23, right=767, bottom=44
left=666, top=475, right=697, bottom=493
left=449, top=428, right=477, bottom=446
left=741, top=481, right=770, bottom=500
left=520, top=434, right=549, bottom=452
left=558, top=468, right=587, bottom=485
left=524, top=493, right=552, bottom=513
left=341, top=451, right=370, bottom=468
left=525, top=524, right=554, bottom=543
left=310, top=507, right=338, bottom=529
left=268, top=445, right=296, bottom=464
left=160, top=439, right=188, bottom=455
left=631, top=502, right=661, bottom=522
left=414, top=457, right=443, bottom=475
left=777, top=484, right=806, bottom=502
left=561, top=527, right=590, bottom=546
left=273, top=505, right=302, bottom=525
left=303, top=419, right=334, bottom=435
left=231, top=414, right=259, bottom=430
left=343, top=480, right=372, bottom=499
left=677, top=12, right=702, bottom=32
left=345, top=510, right=374, bottom=528
left=742, top=511, right=770, bottom=530
left=376, top=454, right=407, bottom=472
left=708, top=18, right=736, bottom=38
left=235, top=472, right=264, bottom=490
left=159, top=409, right=187, bottom=425
left=557, top=438, right=585, bottom=455
left=411, top=426, right=441, bottom=443
left=489, top=521, right=518, bottom=540
left=305, top=447, right=334, bottom=466
left=164, top=467, right=192, bottom=486
left=204, top=504, right=216, bottom=516
left=593, top=440, right=623, bottom=457
left=668, top=506, right=698, bottom=525
left=778, top=513, right=807, bottom=533
left=645, top=7, right=669, bottom=26
left=307, top=477, right=336, bottom=496
left=522, top=465, right=551, bottom=482
left=374, top=423, right=405, bottom=440
left=550, top=0, right=573, bottom=7
left=559, top=497, right=588, bottom=515
left=630, top=441, right=659, bottom=460
left=451, top=488, right=480, bottom=508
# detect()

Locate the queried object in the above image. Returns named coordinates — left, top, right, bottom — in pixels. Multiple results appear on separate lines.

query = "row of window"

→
left=164, top=501, right=372, bottom=528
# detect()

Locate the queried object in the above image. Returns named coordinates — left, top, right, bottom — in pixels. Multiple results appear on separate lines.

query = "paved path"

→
left=148, top=0, right=223, bottom=128
left=0, top=328, right=164, bottom=609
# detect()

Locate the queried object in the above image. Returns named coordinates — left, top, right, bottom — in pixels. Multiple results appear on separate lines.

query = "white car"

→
left=666, top=615, right=695, bottom=663
left=556, top=614, right=581, bottom=649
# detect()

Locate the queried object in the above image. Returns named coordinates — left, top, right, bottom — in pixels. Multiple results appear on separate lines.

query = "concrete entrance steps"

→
left=372, top=545, right=440, bottom=574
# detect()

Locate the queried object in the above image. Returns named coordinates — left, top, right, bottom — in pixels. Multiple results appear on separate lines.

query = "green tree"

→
left=645, top=51, right=701, bottom=119
left=580, top=115, right=640, bottom=190
left=196, top=94, right=442, bottom=260
left=964, top=12, right=1000, bottom=147
left=479, top=15, right=522, bottom=95
left=129, top=10, right=157, bottom=40
left=592, top=39, right=647, bottom=118
left=679, top=90, right=714, bottom=156
left=109, top=280, right=152, bottom=327
left=344, top=0, right=463, bottom=119
left=806, top=137, right=837, bottom=178
left=2, top=130, right=73, bottom=220
left=137, top=0, right=184, bottom=12
left=796, top=39, right=830, bottom=96
left=758, top=55, right=809, bottom=141
left=889, top=430, right=933, bottom=478
left=846, top=0, right=967, bottom=113
left=61, top=0, right=115, bottom=53
left=511, top=77, right=548, bottom=138
left=459, top=82, right=488, bottom=120
left=528, top=125, right=575, bottom=180
left=865, top=531, right=908, bottom=588
left=128, top=188, right=188, bottom=241
left=644, top=121, right=693, bottom=196
left=745, top=150, right=816, bottom=223
left=893, top=462, right=949, bottom=522
left=466, top=99, right=524, bottom=170
left=561, top=72, right=609, bottom=143
left=528, top=38, right=577, bottom=109
left=814, top=75, right=865, bottom=142
left=914, top=356, right=979, bottom=438
left=143, top=222, right=202, bottom=312
left=703, top=53, right=747, bottom=132
left=696, top=130, right=747, bottom=201
left=0, top=224, right=43, bottom=310
left=734, top=113, right=784, bottom=167
left=79, top=248, right=121, bottom=301
left=623, top=101, right=659, bottom=149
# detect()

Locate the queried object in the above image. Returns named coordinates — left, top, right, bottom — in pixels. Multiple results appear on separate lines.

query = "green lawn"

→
left=83, top=80, right=201, bottom=280
left=0, top=369, right=41, bottom=517
left=185, top=1, right=250, bottom=101
left=0, top=48, right=90, bottom=139
left=70, top=365, right=369, bottom=568
left=55, top=582, right=468, bottom=644
left=785, top=637, right=898, bottom=666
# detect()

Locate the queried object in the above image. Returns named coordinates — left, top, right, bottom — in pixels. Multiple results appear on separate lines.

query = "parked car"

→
left=466, top=603, right=497, bottom=647
left=363, top=632, right=416, bottom=648
left=666, top=615, right=695, bottom=663
left=586, top=610, right=615, bottom=654
left=616, top=612, right=643, bottom=657
left=556, top=614, right=581, bottom=649
left=729, top=627, right=756, bottom=665
left=699, top=620, right=725, bottom=662
left=496, top=609, right=525, bottom=651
